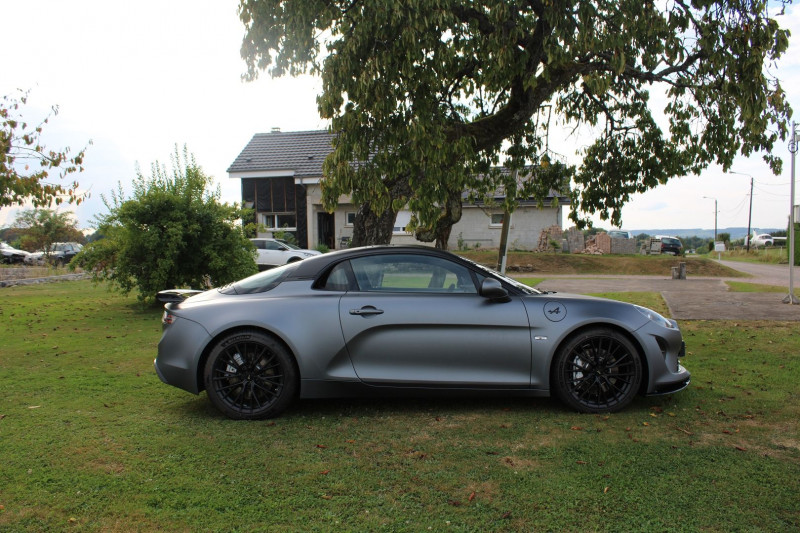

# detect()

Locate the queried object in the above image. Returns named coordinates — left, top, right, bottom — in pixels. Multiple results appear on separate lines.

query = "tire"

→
left=552, top=327, right=643, bottom=413
left=203, top=330, right=298, bottom=420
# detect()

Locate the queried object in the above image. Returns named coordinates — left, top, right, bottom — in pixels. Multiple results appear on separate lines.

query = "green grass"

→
left=1, top=281, right=799, bottom=531
left=456, top=251, right=746, bottom=277
left=726, top=280, right=800, bottom=296
left=715, top=247, right=789, bottom=264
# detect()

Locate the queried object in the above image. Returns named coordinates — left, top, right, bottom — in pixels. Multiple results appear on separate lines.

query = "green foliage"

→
left=74, top=147, right=257, bottom=301
left=314, top=243, right=330, bottom=253
left=239, top=1, right=791, bottom=232
left=11, top=208, right=84, bottom=252
left=272, top=226, right=298, bottom=245
left=1, top=90, right=90, bottom=208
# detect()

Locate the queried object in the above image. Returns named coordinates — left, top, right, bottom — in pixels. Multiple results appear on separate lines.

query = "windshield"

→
left=458, top=255, right=542, bottom=295
left=277, top=239, right=302, bottom=250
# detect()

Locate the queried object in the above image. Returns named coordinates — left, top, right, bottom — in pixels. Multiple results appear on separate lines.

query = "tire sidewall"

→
left=552, top=327, right=643, bottom=413
left=203, top=330, right=298, bottom=420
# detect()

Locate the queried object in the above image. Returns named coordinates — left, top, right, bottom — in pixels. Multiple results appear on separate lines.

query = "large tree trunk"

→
left=350, top=202, right=396, bottom=246
left=414, top=189, right=463, bottom=250
left=350, top=176, right=413, bottom=247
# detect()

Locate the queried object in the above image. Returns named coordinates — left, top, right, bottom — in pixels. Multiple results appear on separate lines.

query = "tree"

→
left=12, top=208, right=84, bottom=253
left=74, top=147, right=257, bottom=302
left=1, top=90, right=90, bottom=208
left=239, top=1, right=792, bottom=246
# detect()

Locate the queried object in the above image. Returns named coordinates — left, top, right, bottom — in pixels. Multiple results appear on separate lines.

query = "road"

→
left=716, top=259, right=796, bottom=287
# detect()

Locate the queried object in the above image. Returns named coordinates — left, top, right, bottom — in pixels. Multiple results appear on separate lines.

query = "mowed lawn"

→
left=1, top=281, right=798, bottom=531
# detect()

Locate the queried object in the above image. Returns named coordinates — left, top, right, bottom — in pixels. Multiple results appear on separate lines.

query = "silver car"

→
left=155, top=246, right=689, bottom=419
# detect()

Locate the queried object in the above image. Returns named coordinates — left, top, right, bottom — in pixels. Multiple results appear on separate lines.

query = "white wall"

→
left=448, top=205, right=562, bottom=250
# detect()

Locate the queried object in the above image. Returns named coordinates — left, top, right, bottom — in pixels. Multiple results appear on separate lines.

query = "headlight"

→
left=634, top=305, right=675, bottom=329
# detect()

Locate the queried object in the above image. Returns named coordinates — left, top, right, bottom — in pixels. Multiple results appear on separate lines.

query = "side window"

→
left=265, top=241, right=284, bottom=251
left=350, top=254, right=477, bottom=293
left=252, top=240, right=266, bottom=250
left=318, top=262, right=352, bottom=292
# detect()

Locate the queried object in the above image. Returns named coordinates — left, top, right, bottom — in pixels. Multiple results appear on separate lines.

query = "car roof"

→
left=286, top=245, right=457, bottom=280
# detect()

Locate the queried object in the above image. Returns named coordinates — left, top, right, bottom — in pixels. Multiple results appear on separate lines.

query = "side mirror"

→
left=479, top=278, right=510, bottom=302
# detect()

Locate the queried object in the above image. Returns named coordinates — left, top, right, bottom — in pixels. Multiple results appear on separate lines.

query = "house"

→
left=227, top=129, right=569, bottom=250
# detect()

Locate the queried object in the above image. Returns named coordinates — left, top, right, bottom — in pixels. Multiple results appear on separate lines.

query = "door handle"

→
left=349, top=306, right=384, bottom=316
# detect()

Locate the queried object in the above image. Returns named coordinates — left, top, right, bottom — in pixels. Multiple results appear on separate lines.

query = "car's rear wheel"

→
left=203, top=330, right=297, bottom=420
left=552, top=328, right=642, bottom=413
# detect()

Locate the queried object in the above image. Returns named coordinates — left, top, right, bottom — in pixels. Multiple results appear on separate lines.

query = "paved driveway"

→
left=533, top=261, right=799, bottom=321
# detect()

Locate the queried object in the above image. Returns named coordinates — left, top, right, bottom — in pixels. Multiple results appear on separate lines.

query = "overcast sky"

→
left=2, top=1, right=799, bottom=233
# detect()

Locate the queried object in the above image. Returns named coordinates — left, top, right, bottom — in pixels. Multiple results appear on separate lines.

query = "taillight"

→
left=162, top=311, right=176, bottom=325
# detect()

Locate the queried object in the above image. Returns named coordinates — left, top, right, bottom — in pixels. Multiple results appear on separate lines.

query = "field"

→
left=456, top=251, right=747, bottom=277
left=1, top=281, right=798, bottom=531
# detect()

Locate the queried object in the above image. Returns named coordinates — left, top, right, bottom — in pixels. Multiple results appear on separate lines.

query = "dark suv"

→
left=657, top=236, right=683, bottom=256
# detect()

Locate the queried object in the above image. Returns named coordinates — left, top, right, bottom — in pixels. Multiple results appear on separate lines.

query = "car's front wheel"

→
left=552, top=328, right=643, bottom=413
left=203, top=330, right=298, bottom=420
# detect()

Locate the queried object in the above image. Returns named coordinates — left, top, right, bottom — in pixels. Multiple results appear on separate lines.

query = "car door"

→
left=339, top=253, right=532, bottom=387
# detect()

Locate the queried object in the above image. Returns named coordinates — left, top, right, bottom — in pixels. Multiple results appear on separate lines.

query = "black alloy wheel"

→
left=553, top=328, right=643, bottom=413
left=204, top=330, right=297, bottom=420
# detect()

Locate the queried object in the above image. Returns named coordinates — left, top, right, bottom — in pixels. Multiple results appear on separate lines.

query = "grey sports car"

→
left=155, top=246, right=689, bottom=419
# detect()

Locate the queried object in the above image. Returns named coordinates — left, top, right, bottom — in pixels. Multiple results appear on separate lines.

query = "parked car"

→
left=746, top=233, right=774, bottom=248
left=1, top=242, right=29, bottom=264
left=607, top=230, right=633, bottom=240
left=655, top=236, right=683, bottom=256
left=249, top=238, right=321, bottom=269
left=155, top=246, right=690, bottom=420
left=24, top=242, right=83, bottom=266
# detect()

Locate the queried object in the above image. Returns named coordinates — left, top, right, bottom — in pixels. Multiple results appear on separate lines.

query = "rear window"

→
left=662, top=238, right=681, bottom=245
left=228, top=263, right=295, bottom=294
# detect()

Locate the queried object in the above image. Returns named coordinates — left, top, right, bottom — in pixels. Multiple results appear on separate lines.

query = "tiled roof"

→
left=227, top=130, right=334, bottom=177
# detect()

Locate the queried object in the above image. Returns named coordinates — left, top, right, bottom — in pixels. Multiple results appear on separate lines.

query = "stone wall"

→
left=566, top=228, right=585, bottom=253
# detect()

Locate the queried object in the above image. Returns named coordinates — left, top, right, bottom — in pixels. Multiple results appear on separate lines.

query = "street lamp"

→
left=784, top=121, right=799, bottom=305
left=729, top=171, right=755, bottom=251
left=702, top=196, right=718, bottom=242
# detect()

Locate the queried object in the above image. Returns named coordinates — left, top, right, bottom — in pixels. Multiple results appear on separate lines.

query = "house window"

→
left=489, top=213, right=505, bottom=227
left=260, top=213, right=297, bottom=230
left=394, top=210, right=412, bottom=234
left=345, top=212, right=356, bottom=227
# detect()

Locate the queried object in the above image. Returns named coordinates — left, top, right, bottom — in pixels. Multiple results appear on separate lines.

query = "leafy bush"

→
left=74, top=147, right=257, bottom=301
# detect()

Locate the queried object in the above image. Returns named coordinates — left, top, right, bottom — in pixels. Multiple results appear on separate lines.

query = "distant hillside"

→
left=628, top=227, right=783, bottom=240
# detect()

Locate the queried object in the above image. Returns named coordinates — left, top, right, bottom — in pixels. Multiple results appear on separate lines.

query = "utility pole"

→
left=703, top=196, right=718, bottom=242
left=731, top=171, right=755, bottom=251
left=784, top=120, right=799, bottom=305
left=747, top=177, right=754, bottom=252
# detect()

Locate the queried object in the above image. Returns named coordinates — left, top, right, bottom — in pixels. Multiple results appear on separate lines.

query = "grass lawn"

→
left=726, top=280, right=800, bottom=297
left=456, top=251, right=747, bottom=277
left=1, top=281, right=798, bottom=531
left=714, top=247, right=790, bottom=265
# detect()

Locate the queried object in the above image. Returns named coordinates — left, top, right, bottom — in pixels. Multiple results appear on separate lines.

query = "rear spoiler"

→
left=156, top=289, right=204, bottom=303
